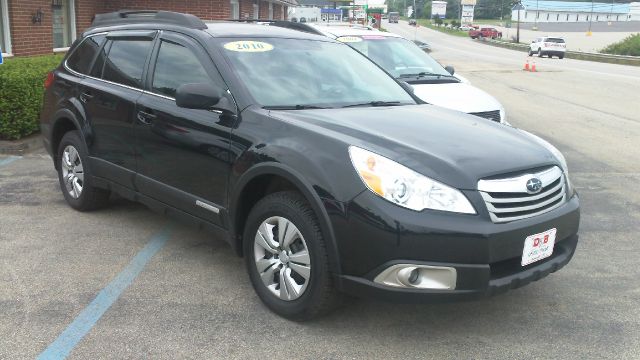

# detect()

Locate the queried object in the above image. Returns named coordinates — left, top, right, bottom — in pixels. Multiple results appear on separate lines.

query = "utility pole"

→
left=517, top=4, right=520, bottom=42
left=533, top=0, right=538, bottom=30
left=587, top=0, right=594, bottom=35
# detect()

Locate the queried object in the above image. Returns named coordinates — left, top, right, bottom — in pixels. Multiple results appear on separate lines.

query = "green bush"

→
left=601, top=33, right=640, bottom=56
left=0, top=54, right=64, bottom=140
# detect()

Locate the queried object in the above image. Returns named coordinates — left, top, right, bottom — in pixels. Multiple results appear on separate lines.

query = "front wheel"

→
left=538, top=48, right=543, bottom=57
left=244, top=191, right=340, bottom=320
left=528, top=49, right=534, bottom=56
left=559, top=55, right=564, bottom=59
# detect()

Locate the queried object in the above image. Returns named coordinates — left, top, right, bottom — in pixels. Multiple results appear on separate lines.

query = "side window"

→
left=152, top=40, right=211, bottom=98
left=102, top=39, right=153, bottom=88
left=89, top=40, right=109, bottom=78
left=66, top=35, right=106, bottom=75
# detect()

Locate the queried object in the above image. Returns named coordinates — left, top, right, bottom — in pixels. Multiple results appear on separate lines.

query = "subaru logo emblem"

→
left=526, top=178, right=543, bottom=194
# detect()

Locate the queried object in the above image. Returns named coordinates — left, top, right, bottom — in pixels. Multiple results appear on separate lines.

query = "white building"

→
left=512, top=0, right=637, bottom=23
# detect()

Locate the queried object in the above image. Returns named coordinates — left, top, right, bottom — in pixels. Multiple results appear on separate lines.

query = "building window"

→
left=566, top=14, right=569, bottom=21
left=52, top=0, right=76, bottom=50
left=268, top=2, right=273, bottom=20
left=253, top=0, right=259, bottom=19
left=546, top=13, right=549, bottom=20
left=0, top=0, right=11, bottom=54
left=230, top=0, right=239, bottom=19
left=282, top=6, right=286, bottom=20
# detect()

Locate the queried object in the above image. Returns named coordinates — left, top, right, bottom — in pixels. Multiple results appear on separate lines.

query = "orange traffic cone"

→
left=531, top=61, right=537, bottom=72
left=523, top=59, right=530, bottom=71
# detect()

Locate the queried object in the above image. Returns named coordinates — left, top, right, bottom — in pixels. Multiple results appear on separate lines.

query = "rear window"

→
left=546, top=38, right=565, bottom=43
left=66, top=35, right=106, bottom=75
left=102, top=39, right=153, bottom=88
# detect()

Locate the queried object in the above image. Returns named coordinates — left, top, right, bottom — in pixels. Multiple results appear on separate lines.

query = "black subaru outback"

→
left=40, top=11, right=580, bottom=320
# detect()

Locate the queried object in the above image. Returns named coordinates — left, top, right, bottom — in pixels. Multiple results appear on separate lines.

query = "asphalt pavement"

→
left=1, top=22, right=639, bottom=359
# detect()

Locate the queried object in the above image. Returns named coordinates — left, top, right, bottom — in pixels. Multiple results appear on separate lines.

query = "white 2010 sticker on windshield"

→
left=336, top=36, right=363, bottom=43
left=224, top=41, right=274, bottom=52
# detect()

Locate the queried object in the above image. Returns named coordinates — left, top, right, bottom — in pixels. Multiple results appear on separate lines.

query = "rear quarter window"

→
left=66, top=35, right=106, bottom=75
left=102, top=39, right=153, bottom=88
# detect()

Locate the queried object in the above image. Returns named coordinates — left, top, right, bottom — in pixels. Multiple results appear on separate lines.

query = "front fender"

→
left=229, top=160, right=362, bottom=276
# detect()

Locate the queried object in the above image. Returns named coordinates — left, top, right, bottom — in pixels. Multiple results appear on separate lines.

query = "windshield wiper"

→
left=399, top=72, right=455, bottom=78
left=342, top=101, right=404, bottom=108
left=263, top=105, right=329, bottom=110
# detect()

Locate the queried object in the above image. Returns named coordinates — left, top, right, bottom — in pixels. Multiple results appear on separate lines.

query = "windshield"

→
left=216, top=38, right=416, bottom=108
left=338, top=36, right=452, bottom=78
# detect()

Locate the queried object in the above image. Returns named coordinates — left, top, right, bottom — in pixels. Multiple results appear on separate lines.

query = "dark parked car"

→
left=412, top=39, right=431, bottom=52
left=41, top=10, right=580, bottom=320
left=408, top=19, right=417, bottom=26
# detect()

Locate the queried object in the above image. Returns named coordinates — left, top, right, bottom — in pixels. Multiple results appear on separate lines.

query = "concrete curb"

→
left=0, top=133, right=43, bottom=155
left=477, top=38, right=640, bottom=66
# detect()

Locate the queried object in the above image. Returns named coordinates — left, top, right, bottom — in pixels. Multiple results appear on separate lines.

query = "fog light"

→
left=374, top=264, right=457, bottom=290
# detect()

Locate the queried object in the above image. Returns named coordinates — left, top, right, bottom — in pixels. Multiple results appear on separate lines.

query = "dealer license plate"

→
left=521, top=228, right=557, bottom=266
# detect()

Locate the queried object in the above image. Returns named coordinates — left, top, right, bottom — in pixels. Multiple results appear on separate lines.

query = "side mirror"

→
left=176, top=83, right=234, bottom=113
left=399, top=80, right=414, bottom=94
left=531, top=40, right=536, bottom=44
left=445, top=65, right=455, bottom=75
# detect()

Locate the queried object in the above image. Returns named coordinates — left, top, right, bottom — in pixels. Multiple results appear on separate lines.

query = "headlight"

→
left=349, top=146, right=476, bottom=214
left=520, top=131, right=573, bottom=195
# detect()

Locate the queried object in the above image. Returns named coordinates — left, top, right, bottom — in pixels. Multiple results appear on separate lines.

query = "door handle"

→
left=80, top=92, right=94, bottom=103
left=137, top=110, right=157, bottom=125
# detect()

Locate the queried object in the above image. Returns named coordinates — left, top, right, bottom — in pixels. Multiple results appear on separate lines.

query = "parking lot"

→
left=2, top=21, right=640, bottom=359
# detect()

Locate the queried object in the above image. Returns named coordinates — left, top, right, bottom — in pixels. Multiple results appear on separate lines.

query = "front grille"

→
left=469, top=110, right=501, bottom=123
left=478, top=166, right=567, bottom=223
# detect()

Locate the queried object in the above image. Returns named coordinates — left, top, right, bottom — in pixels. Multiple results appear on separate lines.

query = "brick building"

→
left=0, top=0, right=295, bottom=57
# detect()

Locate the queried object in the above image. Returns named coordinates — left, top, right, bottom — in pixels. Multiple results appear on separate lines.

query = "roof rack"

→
left=91, top=10, right=207, bottom=30
left=219, top=19, right=325, bottom=36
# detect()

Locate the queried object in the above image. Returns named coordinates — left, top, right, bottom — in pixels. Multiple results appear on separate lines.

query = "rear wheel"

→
left=57, top=131, right=110, bottom=211
left=243, top=191, right=340, bottom=320
left=528, top=49, right=534, bottom=56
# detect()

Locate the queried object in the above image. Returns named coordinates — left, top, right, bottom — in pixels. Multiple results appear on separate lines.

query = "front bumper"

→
left=332, top=190, right=580, bottom=302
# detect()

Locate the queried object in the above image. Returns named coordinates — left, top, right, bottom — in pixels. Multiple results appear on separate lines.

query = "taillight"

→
left=44, top=72, right=55, bottom=89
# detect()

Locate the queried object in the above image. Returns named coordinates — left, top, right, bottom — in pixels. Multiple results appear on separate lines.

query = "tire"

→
left=57, top=131, right=110, bottom=211
left=559, top=55, right=564, bottom=59
left=528, top=49, right=534, bottom=57
left=538, top=48, right=543, bottom=57
left=243, top=191, right=340, bottom=320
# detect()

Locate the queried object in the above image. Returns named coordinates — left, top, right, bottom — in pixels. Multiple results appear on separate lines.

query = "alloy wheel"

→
left=61, top=145, right=84, bottom=199
left=253, top=216, right=311, bottom=301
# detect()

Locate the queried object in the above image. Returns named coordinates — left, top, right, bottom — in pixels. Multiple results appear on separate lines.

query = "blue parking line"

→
left=0, top=156, right=21, bottom=167
left=37, top=226, right=173, bottom=360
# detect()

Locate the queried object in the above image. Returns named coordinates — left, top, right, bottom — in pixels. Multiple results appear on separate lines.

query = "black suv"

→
left=41, top=11, right=580, bottom=320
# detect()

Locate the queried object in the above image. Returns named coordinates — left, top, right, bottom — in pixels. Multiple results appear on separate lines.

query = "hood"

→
left=411, top=82, right=504, bottom=116
left=267, top=105, right=558, bottom=190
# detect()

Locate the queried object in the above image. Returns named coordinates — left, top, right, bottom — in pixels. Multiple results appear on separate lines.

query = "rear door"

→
left=79, top=31, right=156, bottom=188
left=134, top=31, right=235, bottom=226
